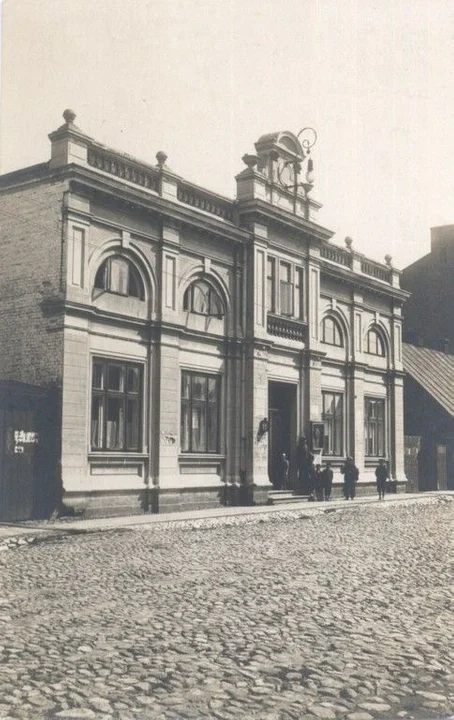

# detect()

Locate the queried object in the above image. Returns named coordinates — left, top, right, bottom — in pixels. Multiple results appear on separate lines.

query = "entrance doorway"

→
left=268, top=381, right=297, bottom=489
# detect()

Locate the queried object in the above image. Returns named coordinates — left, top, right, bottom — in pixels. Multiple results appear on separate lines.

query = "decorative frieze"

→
left=87, top=147, right=160, bottom=193
left=177, top=182, right=234, bottom=221
left=267, top=313, right=307, bottom=342
left=361, top=259, right=391, bottom=282
left=320, top=244, right=353, bottom=268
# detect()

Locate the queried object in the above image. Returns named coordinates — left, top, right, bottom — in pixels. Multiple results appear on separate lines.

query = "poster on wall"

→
left=310, top=422, right=325, bottom=452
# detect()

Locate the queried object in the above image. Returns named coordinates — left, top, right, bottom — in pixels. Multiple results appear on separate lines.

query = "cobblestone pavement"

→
left=0, top=496, right=453, bottom=720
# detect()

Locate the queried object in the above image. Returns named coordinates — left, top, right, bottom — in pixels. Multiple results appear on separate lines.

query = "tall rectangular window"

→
left=280, top=262, right=293, bottom=316
left=294, top=267, right=304, bottom=320
left=365, top=398, right=385, bottom=456
left=91, top=359, right=142, bottom=451
left=322, top=392, right=343, bottom=456
left=181, top=372, right=220, bottom=453
left=266, top=257, right=276, bottom=312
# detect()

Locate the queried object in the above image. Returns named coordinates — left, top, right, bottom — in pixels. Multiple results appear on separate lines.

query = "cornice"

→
left=66, top=169, right=250, bottom=245
left=237, top=198, right=334, bottom=242
left=319, top=259, right=410, bottom=302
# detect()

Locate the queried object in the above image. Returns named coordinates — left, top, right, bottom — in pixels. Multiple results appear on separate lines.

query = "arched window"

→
left=366, top=328, right=385, bottom=356
left=94, top=257, right=144, bottom=299
left=321, top=316, right=343, bottom=347
left=183, top=280, right=224, bottom=317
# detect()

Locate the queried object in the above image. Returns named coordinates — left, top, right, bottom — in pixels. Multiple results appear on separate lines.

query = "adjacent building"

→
left=0, top=111, right=409, bottom=518
left=401, top=226, right=454, bottom=492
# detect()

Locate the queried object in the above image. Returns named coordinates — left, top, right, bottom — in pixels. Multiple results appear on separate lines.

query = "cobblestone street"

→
left=0, top=496, right=453, bottom=720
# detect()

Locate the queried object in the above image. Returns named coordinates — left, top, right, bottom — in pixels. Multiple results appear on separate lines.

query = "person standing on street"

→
left=280, top=452, right=290, bottom=491
left=375, top=458, right=388, bottom=500
left=314, top=463, right=324, bottom=501
left=321, top=462, right=333, bottom=501
left=341, top=456, right=359, bottom=500
left=296, top=437, right=311, bottom=495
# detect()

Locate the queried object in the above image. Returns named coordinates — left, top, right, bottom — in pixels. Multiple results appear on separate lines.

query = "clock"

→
left=277, top=158, right=301, bottom=190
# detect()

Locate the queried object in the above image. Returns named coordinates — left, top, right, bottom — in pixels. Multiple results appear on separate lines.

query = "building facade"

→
left=402, top=225, right=454, bottom=352
left=0, top=112, right=408, bottom=517
left=401, top=229, right=454, bottom=492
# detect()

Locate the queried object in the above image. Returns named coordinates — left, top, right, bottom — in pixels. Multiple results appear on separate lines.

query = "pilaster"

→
left=245, top=342, right=272, bottom=488
left=160, top=223, right=180, bottom=323
left=300, top=349, right=325, bottom=434
left=155, top=330, right=180, bottom=488
left=388, top=370, right=406, bottom=480
left=346, top=361, right=367, bottom=467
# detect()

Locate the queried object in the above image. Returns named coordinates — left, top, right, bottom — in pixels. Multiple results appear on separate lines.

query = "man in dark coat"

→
left=321, top=462, right=333, bottom=501
left=341, top=456, right=359, bottom=500
left=375, top=458, right=388, bottom=500
left=296, top=437, right=311, bottom=495
left=280, top=452, right=290, bottom=491
left=314, top=464, right=324, bottom=501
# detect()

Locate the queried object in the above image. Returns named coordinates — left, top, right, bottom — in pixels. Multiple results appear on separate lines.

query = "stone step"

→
left=267, top=492, right=311, bottom=505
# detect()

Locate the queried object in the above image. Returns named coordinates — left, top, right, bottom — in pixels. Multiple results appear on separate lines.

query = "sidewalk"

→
left=1, top=491, right=452, bottom=545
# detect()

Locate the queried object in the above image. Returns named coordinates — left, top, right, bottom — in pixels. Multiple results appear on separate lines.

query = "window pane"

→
left=127, top=366, right=140, bottom=393
left=91, top=395, right=104, bottom=449
left=94, top=263, right=108, bottom=290
left=280, top=281, right=293, bottom=316
left=322, top=392, right=343, bottom=456
left=192, top=376, right=207, bottom=401
left=191, top=403, right=207, bottom=452
left=323, top=318, right=334, bottom=344
left=92, top=363, right=104, bottom=389
left=108, top=365, right=124, bottom=391
left=266, top=258, right=276, bottom=312
left=182, top=373, right=191, bottom=400
left=365, top=399, right=385, bottom=456
left=128, top=267, right=142, bottom=299
left=280, top=262, right=291, bottom=283
left=126, top=398, right=140, bottom=450
left=323, top=393, right=334, bottom=415
left=207, top=403, right=218, bottom=452
left=208, top=377, right=218, bottom=403
left=109, top=258, right=129, bottom=294
left=181, top=402, right=190, bottom=451
left=106, top=397, right=125, bottom=449
left=181, top=373, right=220, bottom=454
left=209, top=290, right=223, bottom=316
left=192, top=283, right=209, bottom=313
left=294, top=268, right=303, bottom=319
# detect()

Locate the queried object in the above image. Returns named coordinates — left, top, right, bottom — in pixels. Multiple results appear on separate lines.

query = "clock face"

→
left=277, top=159, right=295, bottom=189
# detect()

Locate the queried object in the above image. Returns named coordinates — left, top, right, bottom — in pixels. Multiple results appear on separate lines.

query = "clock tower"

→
left=235, top=130, right=322, bottom=221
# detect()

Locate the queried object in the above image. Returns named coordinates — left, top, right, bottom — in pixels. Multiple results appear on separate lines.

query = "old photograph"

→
left=0, top=1, right=453, bottom=719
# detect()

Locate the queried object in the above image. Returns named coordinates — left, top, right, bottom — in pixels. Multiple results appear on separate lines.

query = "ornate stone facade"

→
left=0, top=113, right=409, bottom=516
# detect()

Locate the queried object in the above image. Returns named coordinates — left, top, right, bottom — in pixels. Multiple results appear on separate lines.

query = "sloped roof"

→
left=403, top=343, right=454, bottom=417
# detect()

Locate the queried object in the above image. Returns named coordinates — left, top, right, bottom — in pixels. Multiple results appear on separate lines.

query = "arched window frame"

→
left=321, top=316, right=344, bottom=347
left=183, top=279, right=224, bottom=318
left=94, top=256, right=145, bottom=300
left=366, top=328, right=386, bottom=356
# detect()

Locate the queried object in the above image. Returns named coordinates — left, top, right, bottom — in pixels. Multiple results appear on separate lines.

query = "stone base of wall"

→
left=61, top=480, right=408, bottom=519
left=318, top=481, right=407, bottom=499
left=62, top=483, right=257, bottom=518
left=62, top=489, right=149, bottom=519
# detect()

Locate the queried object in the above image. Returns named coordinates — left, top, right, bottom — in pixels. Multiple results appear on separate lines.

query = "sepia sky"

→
left=1, top=0, right=453, bottom=269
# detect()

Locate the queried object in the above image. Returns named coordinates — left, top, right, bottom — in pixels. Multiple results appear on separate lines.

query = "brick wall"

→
left=0, top=178, right=67, bottom=386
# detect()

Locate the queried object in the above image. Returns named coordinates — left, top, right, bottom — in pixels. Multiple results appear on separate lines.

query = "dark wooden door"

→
left=0, top=408, right=37, bottom=521
left=436, top=444, right=448, bottom=491
left=268, top=409, right=284, bottom=488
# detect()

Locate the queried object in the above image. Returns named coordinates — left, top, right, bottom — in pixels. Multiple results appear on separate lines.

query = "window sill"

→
left=88, top=452, right=148, bottom=460
left=179, top=454, right=225, bottom=464
left=364, top=456, right=388, bottom=465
